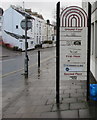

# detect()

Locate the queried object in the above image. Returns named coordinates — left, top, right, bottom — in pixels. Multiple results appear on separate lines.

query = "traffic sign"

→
left=20, top=19, right=32, bottom=30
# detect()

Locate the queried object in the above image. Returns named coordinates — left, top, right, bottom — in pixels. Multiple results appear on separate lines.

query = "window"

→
left=16, top=25, right=18, bottom=29
left=31, top=27, right=32, bottom=32
left=31, top=41, right=33, bottom=44
left=31, top=23, right=33, bottom=32
left=0, top=26, right=1, bottom=31
left=52, top=36, right=54, bottom=41
left=19, top=40, right=23, bottom=42
left=39, top=30, right=41, bottom=35
left=37, top=36, right=38, bottom=44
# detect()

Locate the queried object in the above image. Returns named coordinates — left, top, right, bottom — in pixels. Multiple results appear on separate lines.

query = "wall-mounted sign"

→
left=60, top=6, right=87, bottom=80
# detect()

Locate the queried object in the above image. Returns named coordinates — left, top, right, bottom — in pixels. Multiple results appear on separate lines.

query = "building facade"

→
left=91, top=1, right=97, bottom=82
left=82, top=1, right=97, bottom=82
left=2, top=5, right=35, bottom=50
left=2, top=6, right=55, bottom=51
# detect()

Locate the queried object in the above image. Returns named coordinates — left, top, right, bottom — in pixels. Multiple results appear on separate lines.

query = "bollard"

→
left=38, top=50, right=40, bottom=68
left=24, top=56, right=28, bottom=78
left=24, top=55, right=29, bottom=78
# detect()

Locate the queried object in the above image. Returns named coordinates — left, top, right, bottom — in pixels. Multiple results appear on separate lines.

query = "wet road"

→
left=2, top=46, right=56, bottom=110
left=2, top=46, right=97, bottom=119
left=2, top=47, right=55, bottom=75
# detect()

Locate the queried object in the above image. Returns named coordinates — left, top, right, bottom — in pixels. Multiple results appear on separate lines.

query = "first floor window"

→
left=16, top=25, right=18, bottom=29
left=0, top=26, right=1, bottom=31
left=31, top=41, right=33, bottom=44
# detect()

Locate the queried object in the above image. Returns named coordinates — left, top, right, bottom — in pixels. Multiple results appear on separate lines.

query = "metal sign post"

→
left=56, top=2, right=60, bottom=104
left=21, top=15, right=32, bottom=78
left=87, top=2, right=91, bottom=101
left=38, top=50, right=40, bottom=68
left=24, top=15, right=28, bottom=78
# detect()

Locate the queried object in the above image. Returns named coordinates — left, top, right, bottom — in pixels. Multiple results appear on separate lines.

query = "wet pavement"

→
left=2, top=48, right=97, bottom=119
left=1, top=46, right=22, bottom=58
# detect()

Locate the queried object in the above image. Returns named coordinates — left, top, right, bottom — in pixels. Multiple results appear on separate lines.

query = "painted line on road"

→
left=1, top=58, right=16, bottom=63
left=1, top=56, right=55, bottom=78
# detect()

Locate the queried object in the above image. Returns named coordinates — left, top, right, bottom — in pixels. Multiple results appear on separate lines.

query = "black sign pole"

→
left=87, top=2, right=91, bottom=101
left=38, top=50, right=40, bottom=68
left=25, top=15, right=28, bottom=78
left=56, top=2, right=60, bottom=104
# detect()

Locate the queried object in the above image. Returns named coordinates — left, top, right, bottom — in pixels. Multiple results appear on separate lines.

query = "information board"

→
left=60, top=6, right=88, bottom=81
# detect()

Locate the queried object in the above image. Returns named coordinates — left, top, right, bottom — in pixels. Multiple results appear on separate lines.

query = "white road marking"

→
left=1, top=58, right=16, bottom=62
left=0, top=56, right=55, bottom=78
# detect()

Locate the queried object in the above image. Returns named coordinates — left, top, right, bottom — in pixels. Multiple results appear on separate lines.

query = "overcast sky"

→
left=0, top=0, right=84, bottom=23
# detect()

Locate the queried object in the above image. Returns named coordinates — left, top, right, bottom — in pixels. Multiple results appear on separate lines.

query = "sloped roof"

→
left=25, top=9, right=44, bottom=20
left=11, top=6, right=34, bottom=20
left=4, top=30, right=31, bottom=39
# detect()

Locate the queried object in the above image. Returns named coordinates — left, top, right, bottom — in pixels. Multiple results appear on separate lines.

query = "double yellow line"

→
left=1, top=56, right=54, bottom=78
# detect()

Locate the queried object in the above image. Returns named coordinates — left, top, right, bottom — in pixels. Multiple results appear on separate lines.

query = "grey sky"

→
left=0, top=0, right=84, bottom=23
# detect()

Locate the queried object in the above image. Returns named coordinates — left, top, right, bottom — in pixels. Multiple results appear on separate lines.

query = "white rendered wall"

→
left=2, top=6, right=54, bottom=50
left=2, top=7, right=24, bottom=46
left=2, top=7, right=35, bottom=50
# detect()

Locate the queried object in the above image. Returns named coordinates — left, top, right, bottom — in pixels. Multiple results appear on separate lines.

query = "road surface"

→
left=1, top=46, right=56, bottom=111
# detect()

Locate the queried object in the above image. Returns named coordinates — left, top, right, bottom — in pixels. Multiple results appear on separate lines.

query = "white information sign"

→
left=60, top=6, right=88, bottom=81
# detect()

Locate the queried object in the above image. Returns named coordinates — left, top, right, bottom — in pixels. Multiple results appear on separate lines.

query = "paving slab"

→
left=62, top=98, right=77, bottom=104
left=53, top=104, right=69, bottom=111
left=70, top=102, right=88, bottom=110
left=79, top=109, right=93, bottom=118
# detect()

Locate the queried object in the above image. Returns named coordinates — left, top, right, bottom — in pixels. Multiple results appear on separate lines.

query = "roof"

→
left=25, top=9, right=44, bottom=20
left=4, top=30, right=31, bottom=39
left=11, top=6, right=34, bottom=20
